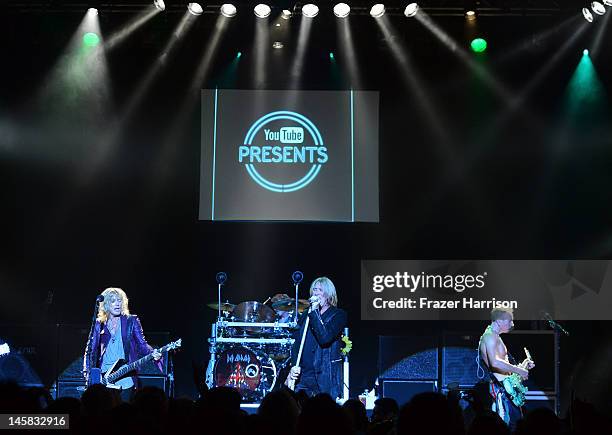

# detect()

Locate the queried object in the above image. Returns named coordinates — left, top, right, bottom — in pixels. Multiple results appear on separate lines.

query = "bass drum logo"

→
left=238, top=111, right=328, bottom=193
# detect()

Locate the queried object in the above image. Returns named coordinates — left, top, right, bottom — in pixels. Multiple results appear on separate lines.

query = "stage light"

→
left=220, top=4, right=237, bottom=17
left=465, top=10, right=476, bottom=19
left=404, top=3, right=418, bottom=17
left=591, top=2, right=606, bottom=14
left=582, top=7, right=594, bottom=22
left=281, top=9, right=292, bottom=19
left=188, top=3, right=203, bottom=16
left=370, top=4, right=385, bottom=18
left=254, top=4, right=271, bottom=18
left=329, top=52, right=335, bottom=59
left=83, top=32, right=100, bottom=47
left=153, top=0, right=165, bottom=11
left=272, top=41, right=284, bottom=49
left=236, top=51, right=242, bottom=58
left=583, top=48, right=589, bottom=56
left=470, top=37, right=487, bottom=53
left=302, top=4, right=319, bottom=18
left=333, top=3, right=350, bottom=18
left=88, top=7, right=98, bottom=15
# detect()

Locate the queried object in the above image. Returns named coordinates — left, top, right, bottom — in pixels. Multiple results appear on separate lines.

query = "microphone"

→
left=308, top=296, right=319, bottom=313
left=292, top=271, right=304, bottom=285
left=216, top=272, right=228, bottom=285
left=96, top=295, right=104, bottom=303
left=540, top=310, right=570, bottom=336
left=309, top=296, right=320, bottom=305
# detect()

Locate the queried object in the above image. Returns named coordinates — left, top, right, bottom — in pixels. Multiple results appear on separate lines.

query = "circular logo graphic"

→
left=245, top=363, right=260, bottom=378
left=241, top=111, right=326, bottom=193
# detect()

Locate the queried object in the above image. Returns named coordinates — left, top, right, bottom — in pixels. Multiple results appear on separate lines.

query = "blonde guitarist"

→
left=284, top=277, right=347, bottom=399
left=478, top=307, right=535, bottom=431
left=83, top=288, right=163, bottom=402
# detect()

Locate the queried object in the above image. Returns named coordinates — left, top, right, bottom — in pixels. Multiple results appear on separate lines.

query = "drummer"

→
left=268, top=293, right=295, bottom=323
left=284, top=277, right=347, bottom=399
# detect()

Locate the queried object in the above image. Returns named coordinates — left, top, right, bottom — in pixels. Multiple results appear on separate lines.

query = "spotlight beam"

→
left=416, top=12, right=516, bottom=103
left=108, top=11, right=197, bottom=136
left=591, top=7, right=611, bottom=58
left=77, top=10, right=198, bottom=186
left=375, top=16, right=496, bottom=238
left=494, top=15, right=579, bottom=65
left=189, top=16, right=231, bottom=93
left=104, top=7, right=161, bottom=51
left=290, top=16, right=314, bottom=89
left=252, top=17, right=270, bottom=89
left=336, top=18, right=362, bottom=89
left=375, top=16, right=452, bottom=151
left=413, top=21, right=592, bottom=243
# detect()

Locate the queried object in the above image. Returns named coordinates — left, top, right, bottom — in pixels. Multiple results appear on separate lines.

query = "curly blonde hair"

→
left=97, top=287, right=130, bottom=323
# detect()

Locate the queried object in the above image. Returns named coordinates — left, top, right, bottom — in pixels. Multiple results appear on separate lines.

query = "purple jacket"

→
left=83, top=314, right=163, bottom=385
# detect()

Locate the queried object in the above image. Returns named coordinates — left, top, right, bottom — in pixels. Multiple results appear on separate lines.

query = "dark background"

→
left=1, top=1, right=611, bottom=415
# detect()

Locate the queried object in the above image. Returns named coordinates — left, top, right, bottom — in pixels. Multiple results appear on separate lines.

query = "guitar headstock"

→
left=166, top=338, right=182, bottom=351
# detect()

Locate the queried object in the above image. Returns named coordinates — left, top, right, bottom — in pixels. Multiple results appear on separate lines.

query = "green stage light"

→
left=583, top=49, right=589, bottom=56
left=83, top=32, right=100, bottom=47
left=470, top=37, right=487, bottom=53
left=236, top=51, right=242, bottom=58
left=329, top=52, right=335, bottom=60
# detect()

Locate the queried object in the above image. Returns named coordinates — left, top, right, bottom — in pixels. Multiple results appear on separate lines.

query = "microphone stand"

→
left=216, top=272, right=227, bottom=322
left=292, top=271, right=303, bottom=324
left=294, top=283, right=299, bottom=324
left=218, top=283, right=222, bottom=322
left=84, top=297, right=102, bottom=387
left=542, top=313, right=570, bottom=416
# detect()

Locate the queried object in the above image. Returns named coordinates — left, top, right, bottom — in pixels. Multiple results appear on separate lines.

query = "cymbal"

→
left=271, top=298, right=309, bottom=313
left=207, top=301, right=235, bottom=312
left=233, top=301, right=276, bottom=323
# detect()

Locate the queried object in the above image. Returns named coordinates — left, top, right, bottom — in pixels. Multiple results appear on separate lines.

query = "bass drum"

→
left=214, top=346, right=277, bottom=401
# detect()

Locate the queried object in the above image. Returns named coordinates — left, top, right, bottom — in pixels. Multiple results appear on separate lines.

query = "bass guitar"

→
left=88, top=338, right=181, bottom=389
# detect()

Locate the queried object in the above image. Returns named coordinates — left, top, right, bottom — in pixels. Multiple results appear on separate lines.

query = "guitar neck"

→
left=108, top=344, right=168, bottom=382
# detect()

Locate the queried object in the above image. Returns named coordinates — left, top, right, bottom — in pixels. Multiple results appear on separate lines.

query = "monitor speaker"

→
left=138, top=375, right=168, bottom=393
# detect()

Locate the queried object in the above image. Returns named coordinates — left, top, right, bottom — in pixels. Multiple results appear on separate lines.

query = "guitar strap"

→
left=123, top=315, right=134, bottom=364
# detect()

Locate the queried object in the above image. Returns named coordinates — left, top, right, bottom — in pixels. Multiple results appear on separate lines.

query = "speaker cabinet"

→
left=378, top=336, right=438, bottom=380
left=381, top=380, right=438, bottom=407
left=54, top=376, right=169, bottom=399
left=55, top=380, right=86, bottom=399
left=442, top=332, right=481, bottom=388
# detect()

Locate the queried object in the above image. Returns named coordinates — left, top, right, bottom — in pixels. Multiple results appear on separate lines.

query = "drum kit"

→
left=205, top=288, right=310, bottom=402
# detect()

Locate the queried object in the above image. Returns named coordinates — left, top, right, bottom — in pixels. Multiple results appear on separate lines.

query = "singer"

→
left=83, top=287, right=162, bottom=401
left=285, top=277, right=347, bottom=399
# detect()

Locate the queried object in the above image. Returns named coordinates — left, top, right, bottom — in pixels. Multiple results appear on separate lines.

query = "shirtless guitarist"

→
left=478, top=307, right=535, bottom=430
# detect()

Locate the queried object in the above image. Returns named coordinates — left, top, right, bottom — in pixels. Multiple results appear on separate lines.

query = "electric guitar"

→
left=498, top=347, right=533, bottom=407
left=88, top=338, right=181, bottom=389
